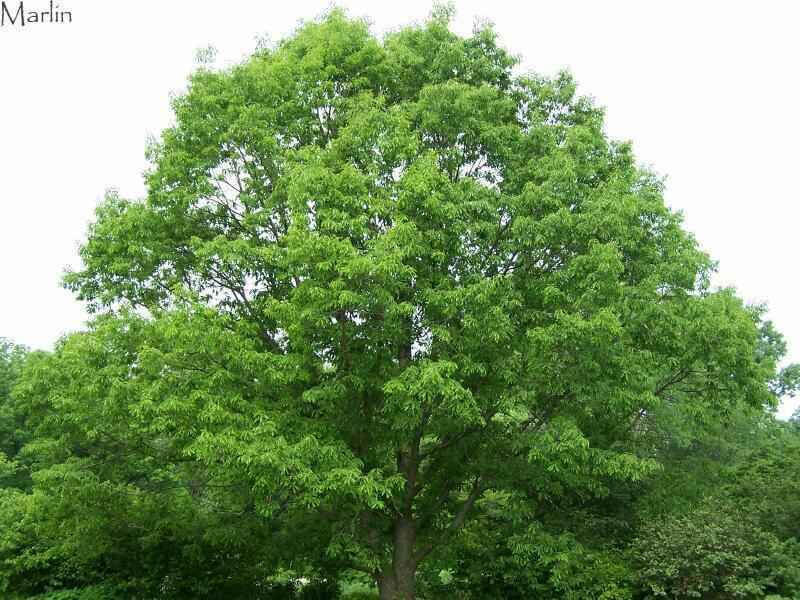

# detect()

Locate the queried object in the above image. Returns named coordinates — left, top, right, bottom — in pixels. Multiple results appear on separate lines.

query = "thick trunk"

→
left=377, top=564, right=415, bottom=600
left=377, top=573, right=398, bottom=600
left=378, top=412, right=421, bottom=599
left=376, top=517, right=417, bottom=599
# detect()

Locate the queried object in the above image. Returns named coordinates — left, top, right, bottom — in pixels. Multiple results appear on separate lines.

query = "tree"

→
left=725, top=420, right=800, bottom=542
left=1, top=323, right=336, bottom=599
left=627, top=398, right=800, bottom=599
left=0, top=338, right=27, bottom=489
left=631, top=497, right=800, bottom=599
left=51, top=8, right=789, bottom=599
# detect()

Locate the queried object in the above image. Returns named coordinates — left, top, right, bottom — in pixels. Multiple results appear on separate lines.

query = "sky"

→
left=0, top=0, right=798, bottom=417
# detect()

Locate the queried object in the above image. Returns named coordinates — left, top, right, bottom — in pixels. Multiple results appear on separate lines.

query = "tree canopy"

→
left=2, top=8, right=797, bottom=600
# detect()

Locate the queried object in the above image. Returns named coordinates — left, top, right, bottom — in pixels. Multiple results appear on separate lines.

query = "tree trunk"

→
left=376, top=517, right=417, bottom=599
left=377, top=564, right=415, bottom=600
left=378, top=416, right=421, bottom=599
left=377, top=572, right=398, bottom=600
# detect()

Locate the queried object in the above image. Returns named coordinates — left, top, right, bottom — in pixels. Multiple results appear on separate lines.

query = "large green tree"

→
left=39, top=8, right=789, bottom=599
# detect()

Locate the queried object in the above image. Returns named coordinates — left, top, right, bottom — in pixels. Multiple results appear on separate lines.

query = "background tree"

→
left=0, top=325, right=281, bottom=599
left=0, top=338, right=28, bottom=490
left=631, top=497, right=800, bottom=599
left=2, top=7, right=790, bottom=600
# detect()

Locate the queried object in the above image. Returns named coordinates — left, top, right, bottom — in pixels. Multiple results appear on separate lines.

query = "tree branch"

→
left=415, top=476, right=483, bottom=562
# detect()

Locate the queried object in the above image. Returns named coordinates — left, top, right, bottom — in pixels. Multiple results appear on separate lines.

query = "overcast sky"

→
left=1, top=0, right=798, bottom=417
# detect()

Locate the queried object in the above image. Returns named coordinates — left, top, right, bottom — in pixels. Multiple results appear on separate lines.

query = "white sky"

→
left=1, top=1, right=798, bottom=417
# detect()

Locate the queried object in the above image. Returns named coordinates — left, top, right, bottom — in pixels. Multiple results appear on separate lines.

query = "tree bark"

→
left=377, top=573, right=397, bottom=600
left=377, top=516, right=417, bottom=599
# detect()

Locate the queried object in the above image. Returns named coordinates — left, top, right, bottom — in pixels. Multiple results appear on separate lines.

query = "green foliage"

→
left=625, top=411, right=800, bottom=599
left=631, top=497, right=800, bottom=599
left=0, top=339, right=26, bottom=400
left=341, top=593, right=378, bottom=600
left=414, top=486, right=635, bottom=599
left=3, top=7, right=795, bottom=599
left=725, top=422, right=800, bottom=541
left=20, top=584, right=124, bottom=600
left=298, top=579, right=341, bottom=600
left=340, top=580, right=379, bottom=600
left=0, top=338, right=29, bottom=490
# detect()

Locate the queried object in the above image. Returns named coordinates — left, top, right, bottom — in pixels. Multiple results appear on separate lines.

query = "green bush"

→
left=340, top=581, right=378, bottom=600
left=341, top=592, right=378, bottom=600
left=632, top=498, right=800, bottom=599
left=298, top=579, right=340, bottom=600
left=25, top=585, right=123, bottom=600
